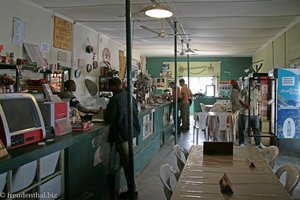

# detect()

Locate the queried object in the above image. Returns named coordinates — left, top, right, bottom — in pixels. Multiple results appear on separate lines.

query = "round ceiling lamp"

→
left=145, top=4, right=173, bottom=18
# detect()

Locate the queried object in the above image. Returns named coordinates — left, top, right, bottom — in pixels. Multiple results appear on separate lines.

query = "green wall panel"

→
left=146, top=57, right=252, bottom=81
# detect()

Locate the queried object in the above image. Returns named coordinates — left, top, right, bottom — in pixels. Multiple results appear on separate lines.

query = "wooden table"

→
left=171, top=145, right=291, bottom=200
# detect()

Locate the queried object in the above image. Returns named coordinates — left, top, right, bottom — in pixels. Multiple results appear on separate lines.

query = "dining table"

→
left=171, top=145, right=291, bottom=200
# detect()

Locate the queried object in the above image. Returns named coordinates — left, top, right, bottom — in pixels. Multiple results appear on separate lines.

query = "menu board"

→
left=53, top=16, right=73, bottom=51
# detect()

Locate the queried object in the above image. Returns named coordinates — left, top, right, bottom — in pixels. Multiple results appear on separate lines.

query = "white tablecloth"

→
left=171, top=145, right=291, bottom=200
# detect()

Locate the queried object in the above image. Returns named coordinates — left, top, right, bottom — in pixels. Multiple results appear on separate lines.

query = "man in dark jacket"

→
left=104, top=77, right=140, bottom=199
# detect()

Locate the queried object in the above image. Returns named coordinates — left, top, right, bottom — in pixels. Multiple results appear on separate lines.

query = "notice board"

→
left=53, top=16, right=73, bottom=51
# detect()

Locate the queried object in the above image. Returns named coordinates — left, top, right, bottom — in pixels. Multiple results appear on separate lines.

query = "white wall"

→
left=253, top=18, right=300, bottom=72
left=0, top=0, right=141, bottom=106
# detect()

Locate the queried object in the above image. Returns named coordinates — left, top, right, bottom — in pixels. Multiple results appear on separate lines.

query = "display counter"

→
left=0, top=102, right=172, bottom=200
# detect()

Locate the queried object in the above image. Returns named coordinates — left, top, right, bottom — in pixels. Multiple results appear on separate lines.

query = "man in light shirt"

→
left=238, top=78, right=266, bottom=149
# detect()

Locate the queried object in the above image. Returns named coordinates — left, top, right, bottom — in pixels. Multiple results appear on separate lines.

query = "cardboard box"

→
left=72, top=122, right=92, bottom=132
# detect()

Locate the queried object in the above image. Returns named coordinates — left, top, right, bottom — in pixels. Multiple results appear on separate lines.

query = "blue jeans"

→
left=238, top=114, right=261, bottom=145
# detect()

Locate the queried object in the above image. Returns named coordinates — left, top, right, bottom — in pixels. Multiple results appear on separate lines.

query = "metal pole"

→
left=125, top=0, right=135, bottom=199
left=174, top=21, right=178, bottom=144
left=187, top=54, right=190, bottom=87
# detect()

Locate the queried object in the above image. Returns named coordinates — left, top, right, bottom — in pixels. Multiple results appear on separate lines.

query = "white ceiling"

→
left=29, top=0, right=300, bottom=57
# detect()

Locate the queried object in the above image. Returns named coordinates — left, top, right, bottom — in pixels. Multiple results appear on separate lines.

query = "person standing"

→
left=238, top=78, right=265, bottom=148
left=104, top=77, right=141, bottom=199
left=179, top=79, right=192, bottom=131
left=230, top=80, right=241, bottom=113
left=58, top=80, right=101, bottom=114
left=230, top=80, right=241, bottom=142
left=169, top=81, right=182, bottom=133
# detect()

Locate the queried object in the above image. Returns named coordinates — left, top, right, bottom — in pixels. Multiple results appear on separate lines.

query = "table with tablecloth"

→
left=171, top=145, right=290, bottom=200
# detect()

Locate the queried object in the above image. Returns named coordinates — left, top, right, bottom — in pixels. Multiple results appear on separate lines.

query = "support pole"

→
left=174, top=21, right=178, bottom=144
left=125, top=1, right=135, bottom=199
left=187, top=54, right=190, bottom=87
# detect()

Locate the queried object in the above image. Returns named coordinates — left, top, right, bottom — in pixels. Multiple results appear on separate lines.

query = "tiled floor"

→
left=136, top=120, right=300, bottom=200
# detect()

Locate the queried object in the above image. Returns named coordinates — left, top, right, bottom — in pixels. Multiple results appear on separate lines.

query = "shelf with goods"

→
left=218, top=80, right=231, bottom=98
left=0, top=63, right=21, bottom=92
left=0, top=63, right=70, bottom=94
left=98, top=76, right=112, bottom=92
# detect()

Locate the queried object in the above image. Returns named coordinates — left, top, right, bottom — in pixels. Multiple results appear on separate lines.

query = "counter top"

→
left=0, top=102, right=172, bottom=173
left=0, top=124, right=108, bottom=173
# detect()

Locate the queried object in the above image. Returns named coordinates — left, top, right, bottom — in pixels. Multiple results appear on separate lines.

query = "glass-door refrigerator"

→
left=269, top=68, right=300, bottom=139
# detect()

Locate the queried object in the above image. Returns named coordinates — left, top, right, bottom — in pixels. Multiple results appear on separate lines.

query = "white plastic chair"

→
left=159, top=164, right=178, bottom=200
left=200, top=103, right=207, bottom=112
left=173, top=145, right=188, bottom=173
left=216, top=112, right=233, bottom=142
left=275, top=164, right=300, bottom=196
left=193, top=112, right=209, bottom=144
left=262, top=145, right=279, bottom=169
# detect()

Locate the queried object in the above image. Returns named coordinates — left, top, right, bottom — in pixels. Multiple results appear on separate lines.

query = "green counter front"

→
left=0, top=102, right=172, bottom=200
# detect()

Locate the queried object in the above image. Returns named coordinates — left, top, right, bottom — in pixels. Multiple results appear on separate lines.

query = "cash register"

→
left=0, top=93, right=46, bottom=149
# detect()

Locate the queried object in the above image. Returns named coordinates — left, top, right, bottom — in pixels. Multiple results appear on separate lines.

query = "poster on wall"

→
left=12, top=17, right=25, bottom=46
left=53, top=16, right=73, bottom=51
left=276, top=68, right=300, bottom=139
left=119, top=50, right=126, bottom=80
left=23, top=42, right=48, bottom=68
left=163, top=61, right=221, bottom=77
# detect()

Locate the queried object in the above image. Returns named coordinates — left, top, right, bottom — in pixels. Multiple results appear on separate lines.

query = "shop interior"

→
left=0, top=1, right=300, bottom=200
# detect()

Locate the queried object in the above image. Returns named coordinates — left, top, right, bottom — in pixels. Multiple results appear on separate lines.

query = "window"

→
left=206, top=85, right=215, bottom=97
left=182, top=77, right=218, bottom=96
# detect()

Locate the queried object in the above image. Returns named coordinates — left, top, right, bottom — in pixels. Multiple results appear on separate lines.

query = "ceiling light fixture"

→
left=145, top=4, right=173, bottom=18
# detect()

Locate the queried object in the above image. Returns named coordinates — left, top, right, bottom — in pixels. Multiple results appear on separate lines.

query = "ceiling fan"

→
left=141, top=20, right=175, bottom=38
left=141, top=19, right=188, bottom=38
left=178, top=39, right=200, bottom=56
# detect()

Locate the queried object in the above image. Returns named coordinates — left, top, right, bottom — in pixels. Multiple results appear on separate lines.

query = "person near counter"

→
left=104, top=77, right=141, bottom=199
left=230, top=80, right=241, bottom=113
left=230, top=80, right=241, bottom=141
left=169, top=81, right=182, bottom=133
left=238, top=78, right=266, bottom=149
left=179, top=79, right=193, bottom=131
left=58, top=80, right=101, bottom=114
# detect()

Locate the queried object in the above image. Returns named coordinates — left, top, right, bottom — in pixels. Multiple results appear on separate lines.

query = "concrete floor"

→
left=136, top=120, right=300, bottom=200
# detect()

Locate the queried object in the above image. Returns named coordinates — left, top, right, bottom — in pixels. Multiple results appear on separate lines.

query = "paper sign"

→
left=40, top=42, right=50, bottom=53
